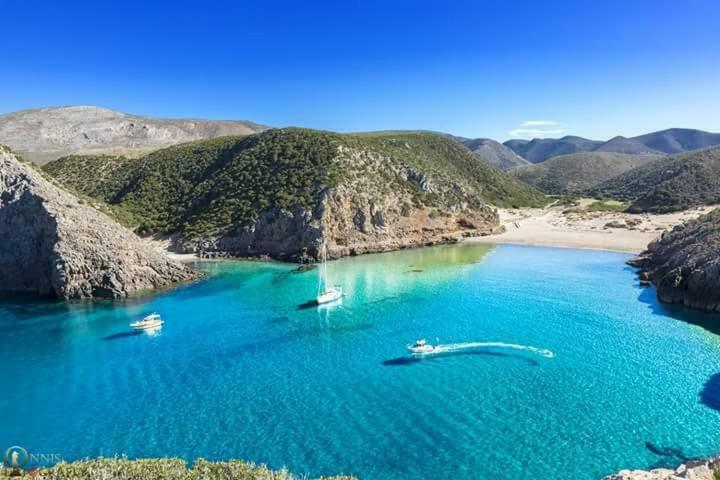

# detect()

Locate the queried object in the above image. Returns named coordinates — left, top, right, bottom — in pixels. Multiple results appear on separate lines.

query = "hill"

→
left=629, top=208, right=720, bottom=313
left=594, top=136, right=663, bottom=155
left=44, top=129, right=547, bottom=260
left=630, top=128, right=720, bottom=154
left=0, top=106, right=266, bottom=164
left=589, top=147, right=720, bottom=213
left=0, top=145, right=197, bottom=299
left=502, top=136, right=603, bottom=163
left=461, top=138, right=530, bottom=170
left=503, top=129, right=720, bottom=164
left=510, top=152, right=660, bottom=194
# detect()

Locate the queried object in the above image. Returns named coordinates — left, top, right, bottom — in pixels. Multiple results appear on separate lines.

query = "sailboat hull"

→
left=317, top=288, right=343, bottom=304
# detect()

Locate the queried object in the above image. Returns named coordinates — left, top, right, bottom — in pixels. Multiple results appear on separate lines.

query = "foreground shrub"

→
left=0, top=457, right=357, bottom=480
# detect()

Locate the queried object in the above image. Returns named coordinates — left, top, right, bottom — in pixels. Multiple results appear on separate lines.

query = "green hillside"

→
left=510, top=152, right=661, bottom=194
left=589, top=147, right=720, bottom=213
left=44, top=129, right=546, bottom=242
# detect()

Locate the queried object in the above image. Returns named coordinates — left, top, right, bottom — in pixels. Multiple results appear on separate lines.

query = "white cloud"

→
left=509, top=128, right=566, bottom=138
left=520, top=120, right=560, bottom=127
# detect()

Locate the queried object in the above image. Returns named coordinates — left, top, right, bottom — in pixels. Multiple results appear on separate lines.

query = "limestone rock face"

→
left=629, top=208, right=720, bottom=312
left=0, top=147, right=198, bottom=299
left=604, top=457, right=718, bottom=479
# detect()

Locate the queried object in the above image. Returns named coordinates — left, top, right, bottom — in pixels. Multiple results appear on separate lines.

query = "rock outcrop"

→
left=0, top=146, right=198, bottom=299
left=605, top=456, right=719, bottom=479
left=629, top=208, right=720, bottom=312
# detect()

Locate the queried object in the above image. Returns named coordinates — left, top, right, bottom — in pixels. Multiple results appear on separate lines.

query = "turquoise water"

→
left=2, top=244, right=720, bottom=479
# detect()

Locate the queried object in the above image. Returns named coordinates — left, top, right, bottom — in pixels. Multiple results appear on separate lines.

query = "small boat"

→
left=407, top=339, right=438, bottom=354
left=317, top=286, right=343, bottom=304
left=130, top=313, right=164, bottom=330
left=316, top=241, right=343, bottom=305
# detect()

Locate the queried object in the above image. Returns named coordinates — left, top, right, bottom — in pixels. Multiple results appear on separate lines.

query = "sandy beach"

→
left=472, top=200, right=717, bottom=254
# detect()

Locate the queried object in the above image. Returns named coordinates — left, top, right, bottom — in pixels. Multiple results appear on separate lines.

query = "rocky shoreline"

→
left=604, top=455, right=720, bottom=479
left=629, top=208, right=720, bottom=312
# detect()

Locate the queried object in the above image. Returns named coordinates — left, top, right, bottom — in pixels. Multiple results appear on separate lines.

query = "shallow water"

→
left=2, top=244, right=720, bottom=479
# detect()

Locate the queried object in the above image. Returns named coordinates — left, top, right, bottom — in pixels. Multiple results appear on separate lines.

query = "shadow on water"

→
left=700, top=373, right=720, bottom=412
left=268, top=316, right=290, bottom=324
left=636, top=284, right=720, bottom=336
left=297, top=300, right=319, bottom=310
left=102, top=331, right=143, bottom=341
left=645, top=442, right=701, bottom=469
left=382, top=349, right=539, bottom=367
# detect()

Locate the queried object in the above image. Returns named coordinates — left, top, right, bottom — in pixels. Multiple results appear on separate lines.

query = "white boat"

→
left=130, top=313, right=164, bottom=330
left=317, top=287, right=343, bottom=304
left=316, top=242, right=343, bottom=304
left=407, top=339, right=438, bottom=354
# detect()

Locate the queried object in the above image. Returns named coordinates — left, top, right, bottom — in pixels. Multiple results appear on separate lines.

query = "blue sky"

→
left=2, top=0, right=719, bottom=141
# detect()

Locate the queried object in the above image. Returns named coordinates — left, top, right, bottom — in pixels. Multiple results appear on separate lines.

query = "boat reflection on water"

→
left=143, top=325, right=163, bottom=337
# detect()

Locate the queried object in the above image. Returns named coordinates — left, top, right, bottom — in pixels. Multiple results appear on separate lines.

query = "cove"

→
left=2, top=243, right=720, bottom=480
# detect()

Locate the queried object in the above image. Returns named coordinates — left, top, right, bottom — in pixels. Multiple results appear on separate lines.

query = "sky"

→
left=2, top=0, right=719, bottom=141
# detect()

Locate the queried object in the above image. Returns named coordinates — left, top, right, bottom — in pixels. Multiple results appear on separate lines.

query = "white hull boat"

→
left=407, top=339, right=438, bottom=354
left=317, top=286, right=343, bottom=304
left=130, top=313, right=164, bottom=330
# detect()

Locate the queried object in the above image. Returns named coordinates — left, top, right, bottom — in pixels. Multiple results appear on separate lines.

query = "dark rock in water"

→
left=628, top=208, right=720, bottom=312
left=0, top=146, right=199, bottom=299
left=293, top=264, right=317, bottom=273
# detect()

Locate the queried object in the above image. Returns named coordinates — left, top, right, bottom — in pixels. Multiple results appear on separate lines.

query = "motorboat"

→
left=407, top=339, right=437, bottom=354
left=130, top=313, right=164, bottom=330
left=316, top=241, right=344, bottom=305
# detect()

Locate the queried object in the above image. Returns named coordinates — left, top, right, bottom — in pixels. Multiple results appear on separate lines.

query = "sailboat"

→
left=316, top=242, right=343, bottom=304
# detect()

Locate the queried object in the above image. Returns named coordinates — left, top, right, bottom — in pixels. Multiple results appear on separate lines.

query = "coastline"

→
left=469, top=202, right=717, bottom=255
left=145, top=202, right=718, bottom=262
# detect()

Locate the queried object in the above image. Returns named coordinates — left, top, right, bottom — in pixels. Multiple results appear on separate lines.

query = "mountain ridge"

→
left=502, top=128, right=720, bottom=163
left=0, top=106, right=267, bottom=164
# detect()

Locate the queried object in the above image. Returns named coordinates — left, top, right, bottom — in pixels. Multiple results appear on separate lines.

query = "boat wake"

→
left=422, top=342, right=554, bottom=359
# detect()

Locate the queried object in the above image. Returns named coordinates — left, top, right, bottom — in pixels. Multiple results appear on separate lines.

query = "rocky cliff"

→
left=0, top=146, right=198, bottom=299
left=629, top=208, right=720, bottom=312
left=0, top=106, right=266, bottom=164
left=43, top=130, right=547, bottom=262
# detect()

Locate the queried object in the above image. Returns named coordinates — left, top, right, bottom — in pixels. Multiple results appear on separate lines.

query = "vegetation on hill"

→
left=510, top=152, right=660, bottom=194
left=47, top=131, right=341, bottom=237
left=344, top=132, right=546, bottom=208
left=0, top=457, right=355, bottom=479
left=44, top=129, right=547, bottom=243
left=589, top=147, right=720, bottom=213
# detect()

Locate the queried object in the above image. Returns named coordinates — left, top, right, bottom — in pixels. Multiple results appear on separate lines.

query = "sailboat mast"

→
left=318, top=241, right=328, bottom=293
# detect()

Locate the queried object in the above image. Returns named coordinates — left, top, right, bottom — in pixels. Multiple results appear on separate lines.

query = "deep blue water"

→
left=2, top=244, right=720, bottom=479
